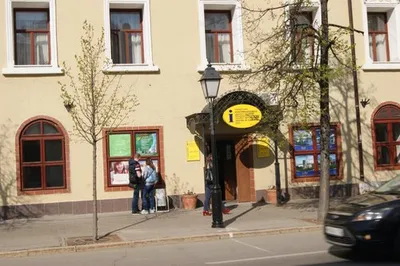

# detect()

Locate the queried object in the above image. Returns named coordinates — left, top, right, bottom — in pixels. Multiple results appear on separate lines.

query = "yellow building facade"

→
left=1, top=0, right=400, bottom=217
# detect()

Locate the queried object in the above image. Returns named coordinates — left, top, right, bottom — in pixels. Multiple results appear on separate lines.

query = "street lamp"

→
left=199, top=63, right=224, bottom=228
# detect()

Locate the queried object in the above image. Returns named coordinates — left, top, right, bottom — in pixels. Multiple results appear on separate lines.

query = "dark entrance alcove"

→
left=185, top=89, right=283, bottom=203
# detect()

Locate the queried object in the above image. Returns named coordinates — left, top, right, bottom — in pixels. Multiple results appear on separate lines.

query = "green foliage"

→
left=235, top=0, right=357, bottom=126
left=59, top=20, right=138, bottom=144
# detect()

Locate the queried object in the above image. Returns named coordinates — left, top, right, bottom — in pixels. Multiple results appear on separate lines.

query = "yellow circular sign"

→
left=222, top=104, right=262, bottom=129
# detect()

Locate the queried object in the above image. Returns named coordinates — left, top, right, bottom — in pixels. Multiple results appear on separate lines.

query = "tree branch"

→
left=328, top=23, right=364, bottom=35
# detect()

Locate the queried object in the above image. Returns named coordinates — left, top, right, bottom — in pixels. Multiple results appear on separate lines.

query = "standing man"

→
left=129, top=153, right=143, bottom=214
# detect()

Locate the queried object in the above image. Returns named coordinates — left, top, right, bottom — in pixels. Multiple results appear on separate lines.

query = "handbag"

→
left=205, top=168, right=213, bottom=183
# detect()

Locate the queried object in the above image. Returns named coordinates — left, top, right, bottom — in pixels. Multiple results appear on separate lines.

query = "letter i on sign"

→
left=228, top=110, right=234, bottom=123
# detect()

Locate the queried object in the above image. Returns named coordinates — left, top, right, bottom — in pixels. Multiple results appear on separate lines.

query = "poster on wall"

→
left=316, top=128, right=336, bottom=150
left=110, top=161, right=129, bottom=185
left=186, top=141, right=200, bottom=161
left=257, top=137, right=270, bottom=158
left=135, top=133, right=158, bottom=156
left=293, top=130, right=313, bottom=151
left=295, top=155, right=315, bottom=177
left=317, top=154, right=337, bottom=176
left=109, top=134, right=131, bottom=157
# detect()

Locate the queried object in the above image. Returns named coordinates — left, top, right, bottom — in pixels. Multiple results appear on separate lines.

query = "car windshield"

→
left=375, top=175, right=400, bottom=194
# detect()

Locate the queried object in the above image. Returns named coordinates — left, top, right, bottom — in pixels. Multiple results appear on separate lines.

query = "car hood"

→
left=329, top=193, right=399, bottom=215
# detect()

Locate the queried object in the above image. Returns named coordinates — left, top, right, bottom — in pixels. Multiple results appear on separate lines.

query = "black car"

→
left=324, top=177, right=400, bottom=255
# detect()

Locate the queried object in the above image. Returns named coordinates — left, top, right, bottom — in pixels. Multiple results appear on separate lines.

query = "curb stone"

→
left=0, top=225, right=322, bottom=258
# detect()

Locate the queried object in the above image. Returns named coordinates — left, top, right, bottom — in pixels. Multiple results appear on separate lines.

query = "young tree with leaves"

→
left=236, top=0, right=362, bottom=221
left=59, top=21, right=138, bottom=240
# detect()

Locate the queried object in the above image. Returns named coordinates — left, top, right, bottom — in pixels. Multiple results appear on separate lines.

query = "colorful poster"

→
left=257, top=137, right=270, bottom=158
left=293, top=130, right=313, bottom=151
left=316, top=128, right=336, bottom=150
left=295, top=155, right=315, bottom=177
left=135, top=133, right=158, bottom=156
left=109, top=134, right=131, bottom=157
left=110, top=161, right=129, bottom=185
left=317, top=154, right=337, bottom=176
left=186, top=141, right=200, bottom=161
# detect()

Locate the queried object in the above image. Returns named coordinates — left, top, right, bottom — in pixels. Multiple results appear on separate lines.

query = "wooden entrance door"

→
left=235, top=138, right=253, bottom=202
left=216, top=140, right=237, bottom=201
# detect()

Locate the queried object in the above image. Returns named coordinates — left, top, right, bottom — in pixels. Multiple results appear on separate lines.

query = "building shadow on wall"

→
left=167, top=172, right=202, bottom=209
left=230, top=66, right=382, bottom=203
left=233, top=129, right=292, bottom=203
left=282, top=69, right=379, bottom=202
left=283, top=67, right=381, bottom=203
left=0, top=120, right=42, bottom=225
left=187, top=69, right=383, bottom=203
left=330, top=68, right=382, bottom=192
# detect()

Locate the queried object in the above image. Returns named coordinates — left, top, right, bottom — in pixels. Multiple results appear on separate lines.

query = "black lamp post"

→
left=199, top=63, right=224, bottom=228
left=274, top=129, right=282, bottom=205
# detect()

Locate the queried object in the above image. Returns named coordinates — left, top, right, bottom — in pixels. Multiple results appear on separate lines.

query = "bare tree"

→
left=59, top=21, right=138, bottom=240
left=235, top=0, right=362, bottom=221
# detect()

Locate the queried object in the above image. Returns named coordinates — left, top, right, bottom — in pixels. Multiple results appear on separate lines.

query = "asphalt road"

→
left=0, top=230, right=398, bottom=266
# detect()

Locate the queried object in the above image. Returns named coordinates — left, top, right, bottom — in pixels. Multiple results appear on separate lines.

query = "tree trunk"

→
left=318, top=0, right=330, bottom=222
left=92, top=142, right=98, bottom=241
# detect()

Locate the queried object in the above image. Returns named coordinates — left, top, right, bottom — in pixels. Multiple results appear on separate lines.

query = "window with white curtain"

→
left=205, top=11, right=233, bottom=64
left=368, top=13, right=390, bottom=62
left=110, top=10, right=143, bottom=64
left=14, top=10, right=50, bottom=65
left=103, top=0, right=158, bottom=72
left=3, top=0, right=61, bottom=75
left=291, top=11, right=314, bottom=64
left=362, top=1, right=400, bottom=69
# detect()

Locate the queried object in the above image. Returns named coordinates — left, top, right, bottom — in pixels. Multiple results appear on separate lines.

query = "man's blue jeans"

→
left=132, top=185, right=143, bottom=212
left=142, top=185, right=155, bottom=211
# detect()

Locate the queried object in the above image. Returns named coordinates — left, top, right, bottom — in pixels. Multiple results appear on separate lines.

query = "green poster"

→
left=135, top=133, right=158, bottom=156
left=109, top=134, right=131, bottom=157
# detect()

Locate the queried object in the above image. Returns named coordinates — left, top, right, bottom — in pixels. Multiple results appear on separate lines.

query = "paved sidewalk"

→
left=0, top=202, right=321, bottom=255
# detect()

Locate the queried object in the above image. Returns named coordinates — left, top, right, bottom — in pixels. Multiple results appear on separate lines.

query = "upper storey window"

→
left=110, top=9, right=143, bottom=64
left=3, top=0, right=61, bottom=75
left=14, top=9, right=50, bottom=65
left=205, top=11, right=233, bottom=64
left=103, top=0, right=158, bottom=73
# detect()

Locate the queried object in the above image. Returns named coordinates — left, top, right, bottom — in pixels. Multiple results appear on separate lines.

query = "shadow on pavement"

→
left=223, top=201, right=267, bottom=227
left=297, top=246, right=399, bottom=266
left=100, top=211, right=171, bottom=239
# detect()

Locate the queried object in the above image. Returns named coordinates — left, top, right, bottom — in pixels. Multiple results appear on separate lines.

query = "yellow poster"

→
left=257, top=137, right=270, bottom=158
left=186, top=141, right=200, bottom=161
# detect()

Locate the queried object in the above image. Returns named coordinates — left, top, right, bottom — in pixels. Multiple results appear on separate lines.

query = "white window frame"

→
left=3, top=0, right=62, bottom=75
left=103, top=0, right=159, bottom=73
left=284, top=0, right=321, bottom=32
left=284, top=0, right=321, bottom=67
left=362, top=0, right=400, bottom=70
left=197, top=0, right=249, bottom=72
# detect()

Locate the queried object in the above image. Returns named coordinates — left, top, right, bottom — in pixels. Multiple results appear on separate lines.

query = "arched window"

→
left=373, top=104, right=400, bottom=169
left=19, top=119, right=66, bottom=190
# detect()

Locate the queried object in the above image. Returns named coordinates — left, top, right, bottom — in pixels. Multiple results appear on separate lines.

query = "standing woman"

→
left=141, top=158, right=158, bottom=214
left=203, top=154, right=231, bottom=216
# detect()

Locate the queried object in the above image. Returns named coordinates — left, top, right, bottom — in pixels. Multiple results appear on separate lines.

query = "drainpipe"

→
left=347, top=0, right=365, bottom=182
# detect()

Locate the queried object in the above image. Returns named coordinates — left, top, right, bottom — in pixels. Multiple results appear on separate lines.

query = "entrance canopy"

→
left=185, top=89, right=281, bottom=133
